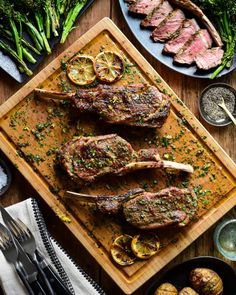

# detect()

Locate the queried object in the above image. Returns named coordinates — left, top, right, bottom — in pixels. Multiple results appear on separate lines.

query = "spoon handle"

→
left=220, top=104, right=236, bottom=126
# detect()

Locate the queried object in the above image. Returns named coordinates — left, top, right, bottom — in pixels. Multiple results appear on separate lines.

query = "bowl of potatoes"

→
left=146, top=256, right=236, bottom=295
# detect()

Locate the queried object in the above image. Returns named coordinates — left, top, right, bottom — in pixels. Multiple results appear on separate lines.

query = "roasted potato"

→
left=190, top=268, right=223, bottom=295
left=179, top=287, right=199, bottom=295
left=154, top=283, right=178, bottom=295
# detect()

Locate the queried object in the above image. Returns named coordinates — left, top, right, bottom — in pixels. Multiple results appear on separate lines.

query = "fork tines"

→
left=0, top=229, right=11, bottom=250
left=6, top=219, right=30, bottom=242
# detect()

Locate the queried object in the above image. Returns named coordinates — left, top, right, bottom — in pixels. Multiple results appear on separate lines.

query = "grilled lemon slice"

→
left=67, top=55, right=96, bottom=85
left=94, top=51, right=125, bottom=83
left=110, top=235, right=136, bottom=266
left=131, top=233, right=160, bottom=259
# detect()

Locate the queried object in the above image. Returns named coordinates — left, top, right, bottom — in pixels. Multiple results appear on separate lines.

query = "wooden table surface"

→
left=0, top=1, right=235, bottom=294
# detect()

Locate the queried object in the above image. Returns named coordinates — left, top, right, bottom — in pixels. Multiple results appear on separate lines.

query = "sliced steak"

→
left=128, top=0, right=162, bottom=15
left=151, top=9, right=185, bottom=42
left=194, top=47, right=224, bottom=70
left=168, top=0, right=223, bottom=47
left=163, top=19, right=200, bottom=54
left=174, top=29, right=212, bottom=65
left=141, top=1, right=173, bottom=28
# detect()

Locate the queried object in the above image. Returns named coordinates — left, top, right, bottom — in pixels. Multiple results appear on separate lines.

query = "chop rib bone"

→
left=65, top=187, right=198, bottom=229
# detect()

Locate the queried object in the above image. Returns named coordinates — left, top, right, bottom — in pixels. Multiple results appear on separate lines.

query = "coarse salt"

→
left=0, top=165, right=7, bottom=190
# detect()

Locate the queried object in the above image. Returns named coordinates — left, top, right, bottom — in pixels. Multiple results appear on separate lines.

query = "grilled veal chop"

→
left=59, top=134, right=194, bottom=183
left=66, top=187, right=198, bottom=229
left=35, top=84, right=170, bottom=128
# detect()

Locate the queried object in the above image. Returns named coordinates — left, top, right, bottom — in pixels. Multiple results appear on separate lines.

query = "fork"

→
left=0, top=223, right=37, bottom=295
left=8, top=218, right=73, bottom=295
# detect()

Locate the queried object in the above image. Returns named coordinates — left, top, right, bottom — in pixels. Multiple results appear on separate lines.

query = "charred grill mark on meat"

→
left=35, top=84, right=171, bottom=129
left=66, top=187, right=198, bottom=229
left=58, top=134, right=194, bottom=183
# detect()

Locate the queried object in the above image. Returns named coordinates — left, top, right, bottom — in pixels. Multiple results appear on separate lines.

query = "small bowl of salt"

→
left=198, top=83, right=236, bottom=127
left=0, top=158, right=12, bottom=196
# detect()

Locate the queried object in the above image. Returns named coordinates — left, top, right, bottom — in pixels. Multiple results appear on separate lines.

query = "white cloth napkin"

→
left=0, top=198, right=103, bottom=295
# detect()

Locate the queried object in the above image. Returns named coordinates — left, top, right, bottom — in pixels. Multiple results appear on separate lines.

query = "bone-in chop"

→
left=66, top=187, right=198, bottom=229
left=59, top=134, right=194, bottom=183
left=35, top=84, right=171, bottom=128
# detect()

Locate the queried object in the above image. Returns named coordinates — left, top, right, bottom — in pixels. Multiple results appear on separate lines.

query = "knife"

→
left=13, top=236, right=47, bottom=295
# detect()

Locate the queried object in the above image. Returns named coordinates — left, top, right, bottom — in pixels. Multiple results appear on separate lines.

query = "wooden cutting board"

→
left=0, top=18, right=236, bottom=294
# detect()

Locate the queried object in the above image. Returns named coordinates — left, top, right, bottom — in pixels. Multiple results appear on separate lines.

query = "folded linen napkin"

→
left=0, top=198, right=104, bottom=295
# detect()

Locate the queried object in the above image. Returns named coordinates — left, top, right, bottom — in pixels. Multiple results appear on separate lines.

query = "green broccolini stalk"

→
left=0, top=0, right=23, bottom=60
left=0, top=24, right=41, bottom=55
left=0, top=40, right=33, bottom=76
left=60, top=0, right=87, bottom=43
left=22, top=16, right=44, bottom=52
left=0, top=27, right=37, bottom=63
left=10, top=0, right=51, bottom=54
left=59, top=0, right=67, bottom=15
left=35, top=11, right=51, bottom=53
left=44, top=0, right=60, bottom=38
left=194, top=0, right=236, bottom=79
left=5, top=0, right=44, bottom=52
left=22, top=47, right=36, bottom=63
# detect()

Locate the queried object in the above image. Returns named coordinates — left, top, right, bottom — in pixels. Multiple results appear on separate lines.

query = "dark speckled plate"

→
left=145, top=256, right=236, bottom=295
left=119, top=0, right=236, bottom=79
left=0, top=0, right=95, bottom=83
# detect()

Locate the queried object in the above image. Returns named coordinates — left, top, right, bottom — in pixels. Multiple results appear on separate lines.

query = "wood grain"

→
left=0, top=1, right=235, bottom=294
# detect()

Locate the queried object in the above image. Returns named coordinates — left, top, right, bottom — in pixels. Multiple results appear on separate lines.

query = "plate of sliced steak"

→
left=119, top=0, right=236, bottom=78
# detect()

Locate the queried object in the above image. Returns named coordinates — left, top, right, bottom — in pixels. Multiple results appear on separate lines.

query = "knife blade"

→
left=0, top=206, right=47, bottom=295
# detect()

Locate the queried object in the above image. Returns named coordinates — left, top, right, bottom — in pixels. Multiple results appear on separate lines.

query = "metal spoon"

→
left=218, top=96, right=236, bottom=126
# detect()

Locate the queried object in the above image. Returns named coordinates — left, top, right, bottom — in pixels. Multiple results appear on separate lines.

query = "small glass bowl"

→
left=198, top=83, right=236, bottom=127
left=213, top=219, right=236, bottom=261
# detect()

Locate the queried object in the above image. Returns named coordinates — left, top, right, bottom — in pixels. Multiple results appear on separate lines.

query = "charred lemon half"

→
left=131, top=233, right=160, bottom=259
left=110, top=235, right=136, bottom=266
left=67, top=55, right=96, bottom=85
left=94, top=51, right=124, bottom=83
